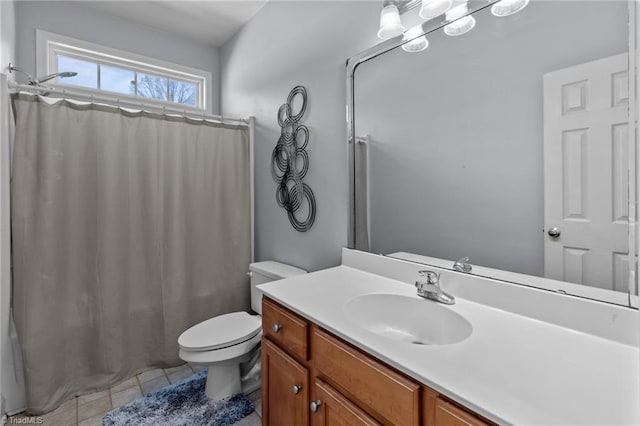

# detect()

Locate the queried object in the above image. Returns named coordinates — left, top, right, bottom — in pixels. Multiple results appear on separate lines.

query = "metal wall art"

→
left=271, top=86, right=316, bottom=232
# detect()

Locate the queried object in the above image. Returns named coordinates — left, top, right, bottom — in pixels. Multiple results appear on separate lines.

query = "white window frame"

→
left=36, top=30, right=212, bottom=113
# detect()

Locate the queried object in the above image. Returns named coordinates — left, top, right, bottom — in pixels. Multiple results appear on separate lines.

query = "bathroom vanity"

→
left=261, top=296, right=489, bottom=425
left=258, top=249, right=640, bottom=425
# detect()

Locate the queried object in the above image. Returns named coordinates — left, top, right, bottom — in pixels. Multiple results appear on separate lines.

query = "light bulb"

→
left=491, top=0, right=530, bottom=17
left=443, top=3, right=476, bottom=36
left=402, top=26, right=429, bottom=53
left=377, top=4, right=405, bottom=40
left=419, top=0, right=453, bottom=20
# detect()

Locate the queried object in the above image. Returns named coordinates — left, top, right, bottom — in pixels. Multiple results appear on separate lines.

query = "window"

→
left=36, top=30, right=211, bottom=111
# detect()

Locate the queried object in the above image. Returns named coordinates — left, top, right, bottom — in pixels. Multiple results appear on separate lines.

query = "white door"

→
left=543, top=54, right=630, bottom=292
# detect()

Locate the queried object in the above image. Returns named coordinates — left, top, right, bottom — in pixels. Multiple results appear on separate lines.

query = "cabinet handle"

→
left=272, top=323, right=282, bottom=333
left=292, top=385, right=302, bottom=395
left=310, top=400, right=322, bottom=412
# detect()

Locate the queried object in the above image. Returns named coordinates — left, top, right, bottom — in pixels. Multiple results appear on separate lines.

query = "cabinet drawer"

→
left=434, top=398, right=489, bottom=426
left=263, top=297, right=309, bottom=360
left=312, top=327, right=420, bottom=426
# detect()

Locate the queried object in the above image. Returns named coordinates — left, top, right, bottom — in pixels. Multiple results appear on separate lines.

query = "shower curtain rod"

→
left=7, top=81, right=249, bottom=127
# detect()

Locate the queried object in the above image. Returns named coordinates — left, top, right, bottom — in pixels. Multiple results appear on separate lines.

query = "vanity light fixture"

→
left=443, top=2, right=476, bottom=36
left=491, top=0, right=530, bottom=17
left=377, top=2, right=406, bottom=40
left=376, top=0, right=528, bottom=44
left=402, top=25, right=429, bottom=52
left=419, top=0, right=453, bottom=19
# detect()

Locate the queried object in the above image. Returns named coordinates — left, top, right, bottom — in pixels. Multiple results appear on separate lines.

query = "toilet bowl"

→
left=177, top=261, right=306, bottom=400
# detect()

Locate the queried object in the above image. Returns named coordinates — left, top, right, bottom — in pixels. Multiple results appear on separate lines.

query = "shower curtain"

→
left=10, top=93, right=251, bottom=414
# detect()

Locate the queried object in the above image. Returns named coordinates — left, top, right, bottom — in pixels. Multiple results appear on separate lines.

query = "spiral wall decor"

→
left=271, top=86, right=316, bottom=232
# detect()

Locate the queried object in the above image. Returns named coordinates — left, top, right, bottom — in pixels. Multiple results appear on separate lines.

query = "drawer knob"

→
left=272, top=323, right=283, bottom=333
left=310, top=400, right=322, bottom=412
left=292, top=385, right=302, bottom=395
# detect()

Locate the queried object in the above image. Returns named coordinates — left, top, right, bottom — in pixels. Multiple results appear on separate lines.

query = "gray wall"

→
left=14, top=1, right=221, bottom=114
left=355, top=1, right=628, bottom=277
left=220, top=1, right=380, bottom=271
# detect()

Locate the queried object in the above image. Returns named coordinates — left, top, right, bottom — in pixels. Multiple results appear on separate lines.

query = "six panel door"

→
left=543, top=53, right=631, bottom=292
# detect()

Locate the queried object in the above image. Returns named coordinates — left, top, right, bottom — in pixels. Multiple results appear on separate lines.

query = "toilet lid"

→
left=178, top=312, right=261, bottom=352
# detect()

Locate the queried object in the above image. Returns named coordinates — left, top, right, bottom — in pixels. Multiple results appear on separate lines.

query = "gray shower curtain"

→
left=10, top=93, right=251, bottom=414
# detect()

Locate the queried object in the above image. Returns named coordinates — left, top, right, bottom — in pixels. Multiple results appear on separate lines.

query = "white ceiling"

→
left=82, top=1, right=269, bottom=47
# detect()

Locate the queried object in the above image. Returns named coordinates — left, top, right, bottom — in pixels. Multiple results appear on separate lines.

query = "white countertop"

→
left=258, top=264, right=640, bottom=426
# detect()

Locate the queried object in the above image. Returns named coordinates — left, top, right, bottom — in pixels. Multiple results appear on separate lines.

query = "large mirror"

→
left=348, top=0, right=638, bottom=306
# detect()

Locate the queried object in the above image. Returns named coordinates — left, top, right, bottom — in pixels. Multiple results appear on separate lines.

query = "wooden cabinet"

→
left=310, top=379, right=380, bottom=426
left=434, top=398, right=488, bottom=426
left=261, top=338, right=309, bottom=426
left=261, top=297, right=490, bottom=426
left=262, top=297, right=309, bottom=361
left=312, top=327, right=420, bottom=426
left=423, top=387, right=439, bottom=426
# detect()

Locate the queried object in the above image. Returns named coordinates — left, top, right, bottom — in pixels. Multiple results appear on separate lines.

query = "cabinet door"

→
left=262, top=338, right=309, bottom=426
left=310, top=379, right=381, bottom=426
left=435, top=398, right=488, bottom=426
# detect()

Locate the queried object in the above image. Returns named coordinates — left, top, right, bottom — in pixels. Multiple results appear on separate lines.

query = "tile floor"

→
left=7, top=364, right=262, bottom=426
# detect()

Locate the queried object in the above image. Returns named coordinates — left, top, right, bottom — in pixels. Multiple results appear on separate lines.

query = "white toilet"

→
left=177, top=261, right=306, bottom=400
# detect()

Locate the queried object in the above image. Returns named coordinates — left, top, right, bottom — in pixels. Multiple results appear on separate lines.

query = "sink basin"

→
left=344, top=294, right=472, bottom=346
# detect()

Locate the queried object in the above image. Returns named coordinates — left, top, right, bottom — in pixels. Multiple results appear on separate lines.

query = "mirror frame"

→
left=346, top=0, right=639, bottom=308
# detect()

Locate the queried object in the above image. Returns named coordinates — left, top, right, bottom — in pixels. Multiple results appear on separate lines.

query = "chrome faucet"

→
left=415, top=270, right=455, bottom=305
left=453, top=256, right=472, bottom=273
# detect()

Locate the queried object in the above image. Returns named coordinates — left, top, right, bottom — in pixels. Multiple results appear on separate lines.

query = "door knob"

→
left=292, top=385, right=302, bottom=394
left=310, top=400, right=322, bottom=412
left=548, top=227, right=561, bottom=238
left=272, top=323, right=282, bottom=333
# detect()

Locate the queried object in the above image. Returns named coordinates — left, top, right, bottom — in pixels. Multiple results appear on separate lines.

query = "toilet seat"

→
left=178, top=332, right=262, bottom=366
left=178, top=312, right=261, bottom=352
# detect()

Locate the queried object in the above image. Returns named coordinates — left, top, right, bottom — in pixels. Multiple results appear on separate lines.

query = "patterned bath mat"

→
left=103, top=370, right=254, bottom=426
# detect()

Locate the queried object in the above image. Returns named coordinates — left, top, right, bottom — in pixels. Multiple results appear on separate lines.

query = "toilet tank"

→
left=249, top=261, right=306, bottom=314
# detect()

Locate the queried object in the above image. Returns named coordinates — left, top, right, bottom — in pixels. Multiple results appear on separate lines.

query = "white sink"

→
left=344, top=293, right=472, bottom=346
